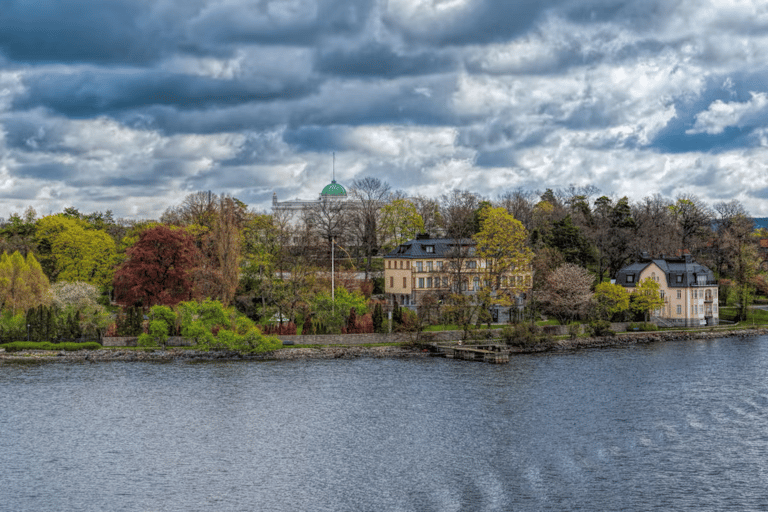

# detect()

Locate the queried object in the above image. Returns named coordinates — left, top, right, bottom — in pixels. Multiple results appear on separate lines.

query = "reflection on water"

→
left=4, top=336, right=768, bottom=511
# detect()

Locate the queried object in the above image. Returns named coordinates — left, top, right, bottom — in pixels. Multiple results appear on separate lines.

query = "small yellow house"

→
left=616, top=254, right=718, bottom=327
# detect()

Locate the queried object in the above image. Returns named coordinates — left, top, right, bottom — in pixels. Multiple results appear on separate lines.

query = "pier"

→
left=438, top=345, right=510, bottom=364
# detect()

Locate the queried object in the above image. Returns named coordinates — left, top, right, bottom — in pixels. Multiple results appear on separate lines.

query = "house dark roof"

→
left=384, top=238, right=475, bottom=259
left=616, top=254, right=716, bottom=288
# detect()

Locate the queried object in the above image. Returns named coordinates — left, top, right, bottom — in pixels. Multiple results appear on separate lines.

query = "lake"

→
left=3, top=335, right=768, bottom=511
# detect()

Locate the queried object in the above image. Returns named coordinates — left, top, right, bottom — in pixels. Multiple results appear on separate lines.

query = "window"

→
left=416, top=262, right=423, bottom=272
left=443, top=277, right=449, bottom=288
left=390, top=277, right=394, bottom=288
left=418, top=278, right=424, bottom=289
left=677, top=290, right=681, bottom=299
left=466, top=260, right=477, bottom=269
left=627, top=275, right=634, bottom=283
left=406, top=261, right=410, bottom=269
left=676, top=274, right=683, bottom=283
left=473, top=276, right=480, bottom=291
left=403, top=277, right=407, bottom=288
left=426, top=261, right=433, bottom=272
left=425, top=245, right=434, bottom=253
left=660, top=290, right=665, bottom=299
left=436, top=261, right=443, bottom=271
left=399, top=261, right=403, bottom=269
left=676, top=305, right=682, bottom=315
left=426, top=277, right=432, bottom=288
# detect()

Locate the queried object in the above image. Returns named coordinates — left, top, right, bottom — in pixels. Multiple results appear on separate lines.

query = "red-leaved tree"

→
left=113, top=226, right=201, bottom=308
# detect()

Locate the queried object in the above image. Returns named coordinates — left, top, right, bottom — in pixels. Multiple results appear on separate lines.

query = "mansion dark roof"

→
left=384, top=237, right=475, bottom=259
left=616, top=254, right=716, bottom=288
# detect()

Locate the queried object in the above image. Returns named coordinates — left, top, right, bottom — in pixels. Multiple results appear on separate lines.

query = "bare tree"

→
left=669, top=194, right=713, bottom=255
left=161, top=191, right=220, bottom=229
left=497, top=189, right=535, bottom=230
left=350, top=177, right=390, bottom=278
left=302, top=198, right=349, bottom=266
left=631, top=194, right=680, bottom=257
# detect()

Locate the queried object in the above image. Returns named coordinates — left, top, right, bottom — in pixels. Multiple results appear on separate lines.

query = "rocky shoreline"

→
left=2, top=328, right=767, bottom=363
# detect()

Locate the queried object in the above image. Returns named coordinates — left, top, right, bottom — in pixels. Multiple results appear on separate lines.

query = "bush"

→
left=589, top=320, right=614, bottom=337
left=1, top=341, right=101, bottom=352
left=628, top=322, right=658, bottom=332
left=501, top=323, right=551, bottom=348
left=137, top=333, right=155, bottom=347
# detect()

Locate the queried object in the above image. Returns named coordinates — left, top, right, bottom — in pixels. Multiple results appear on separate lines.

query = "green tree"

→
left=310, top=287, right=368, bottom=334
left=592, top=282, right=630, bottom=321
left=630, top=278, right=665, bottom=322
left=380, top=199, right=424, bottom=252
left=474, top=206, right=533, bottom=307
left=35, top=215, right=118, bottom=288
left=0, top=251, right=51, bottom=314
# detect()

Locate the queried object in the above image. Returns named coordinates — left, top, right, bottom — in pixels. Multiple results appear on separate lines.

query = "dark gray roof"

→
left=616, top=255, right=716, bottom=287
left=384, top=238, right=475, bottom=259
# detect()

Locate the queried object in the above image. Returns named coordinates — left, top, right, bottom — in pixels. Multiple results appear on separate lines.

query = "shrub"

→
left=137, top=333, right=155, bottom=347
left=1, top=341, right=101, bottom=352
left=589, top=320, right=614, bottom=337
left=502, top=323, right=551, bottom=348
left=628, top=322, right=658, bottom=332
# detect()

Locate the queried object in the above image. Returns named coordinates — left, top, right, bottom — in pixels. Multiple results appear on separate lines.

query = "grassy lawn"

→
left=720, top=307, right=768, bottom=325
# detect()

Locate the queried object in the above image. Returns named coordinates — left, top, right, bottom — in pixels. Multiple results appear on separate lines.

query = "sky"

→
left=2, top=0, right=768, bottom=220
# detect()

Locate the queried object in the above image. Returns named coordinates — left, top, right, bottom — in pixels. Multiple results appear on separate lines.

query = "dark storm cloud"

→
left=15, top=70, right=318, bottom=117
left=315, top=43, right=455, bottom=78
left=1, top=113, right=70, bottom=153
left=0, top=1, right=166, bottom=64
left=385, top=0, right=565, bottom=46
left=191, top=0, right=376, bottom=46
left=11, top=163, right=75, bottom=181
left=282, top=126, right=348, bottom=152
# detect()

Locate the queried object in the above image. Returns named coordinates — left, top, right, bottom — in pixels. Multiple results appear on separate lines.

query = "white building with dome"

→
left=272, top=179, right=349, bottom=213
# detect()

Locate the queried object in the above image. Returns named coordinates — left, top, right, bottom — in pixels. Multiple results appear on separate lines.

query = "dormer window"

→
left=626, top=274, right=634, bottom=283
left=425, top=245, right=434, bottom=254
left=676, top=274, right=683, bottom=283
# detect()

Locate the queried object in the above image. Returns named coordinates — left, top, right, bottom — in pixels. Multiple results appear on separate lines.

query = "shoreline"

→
left=2, top=328, right=767, bottom=363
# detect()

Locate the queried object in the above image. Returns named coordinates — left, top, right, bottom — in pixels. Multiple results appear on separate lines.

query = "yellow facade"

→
left=635, top=262, right=718, bottom=326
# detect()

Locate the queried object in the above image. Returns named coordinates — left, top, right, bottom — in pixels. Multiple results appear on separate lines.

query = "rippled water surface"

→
left=4, top=336, right=768, bottom=511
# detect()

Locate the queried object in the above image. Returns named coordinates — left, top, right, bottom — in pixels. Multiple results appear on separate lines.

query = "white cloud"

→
left=688, top=92, right=768, bottom=135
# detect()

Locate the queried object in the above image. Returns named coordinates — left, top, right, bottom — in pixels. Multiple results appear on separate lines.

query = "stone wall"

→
left=102, top=336, right=195, bottom=347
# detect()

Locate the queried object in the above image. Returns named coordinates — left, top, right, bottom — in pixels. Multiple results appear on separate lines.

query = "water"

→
left=3, top=336, right=768, bottom=511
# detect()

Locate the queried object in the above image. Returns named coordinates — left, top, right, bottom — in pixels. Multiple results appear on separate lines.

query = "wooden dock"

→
left=440, top=346, right=510, bottom=364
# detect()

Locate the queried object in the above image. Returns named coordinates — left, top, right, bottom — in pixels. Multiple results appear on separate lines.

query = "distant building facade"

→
left=384, top=235, right=532, bottom=322
left=616, top=254, right=718, bottom=327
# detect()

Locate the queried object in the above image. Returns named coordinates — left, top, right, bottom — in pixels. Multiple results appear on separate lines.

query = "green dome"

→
left=321, top=180, right=347, bottom=197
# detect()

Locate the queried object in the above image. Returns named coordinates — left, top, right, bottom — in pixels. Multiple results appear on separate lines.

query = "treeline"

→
left=0, top=183, right=764, bottom=337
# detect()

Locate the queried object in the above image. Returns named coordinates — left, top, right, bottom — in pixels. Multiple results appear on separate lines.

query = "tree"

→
left=631, top=194, right=679, bottom=257
left=380, top=199, right=424, bottom=252
left=630, top=277, right=665, bottom=322
left=545, top=215, right=593, bottom=267
left=0, top=251, right=51, bottom=314
left=474, top=207, right=533, bottom=314
left=161, top=191, right=219, bottom=229
left=35, top=215, right=118, bottom=288
left=213, top=195, right=243, bottom=307
left=350, top=177, right=390, bottom=278
left=592, top=282, right=630, bottom=321
left=309, top=287, right=368, bottom=334
left=440, top=189, right=481, bottom=239
left=536, top=263, right=594, bottom=324
left=669, top=194, right=712, bottom=254
left=113, top=226, right=200, bottom=308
